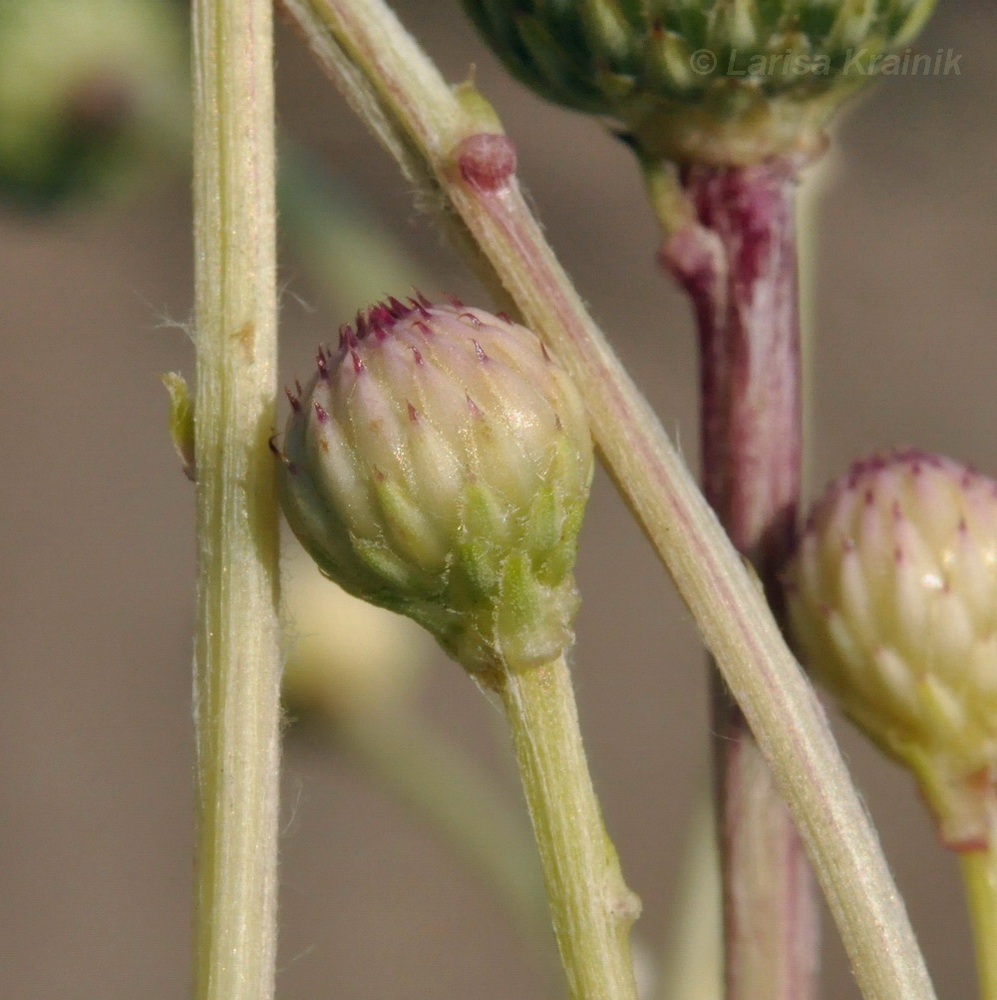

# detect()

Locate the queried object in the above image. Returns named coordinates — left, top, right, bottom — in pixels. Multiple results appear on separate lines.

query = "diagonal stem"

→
left=660, top=158, right=818, bottom=1000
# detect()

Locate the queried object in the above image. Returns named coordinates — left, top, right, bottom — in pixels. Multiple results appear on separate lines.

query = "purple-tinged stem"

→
left=661, top=157, right=818, bottom=1000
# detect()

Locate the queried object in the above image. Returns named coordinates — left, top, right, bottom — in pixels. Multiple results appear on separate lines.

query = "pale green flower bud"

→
left=276, top=297, right=593, bottom=682
left=784, top=450, right=997, bottom=849
left=0, top=0, right=188, bottom=211
left=460, top=0, right=937, bottom=164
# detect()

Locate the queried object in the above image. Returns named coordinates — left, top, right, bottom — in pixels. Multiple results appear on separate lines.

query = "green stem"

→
left=496, top=656, right=640, bottom=1000
left=278, top=3, right=936, bottom=997
left=962, top=847, right=997, bottom=1000
left=334, top=703, right=554, bottom=964
left=190, top=1, right=281, bottom=998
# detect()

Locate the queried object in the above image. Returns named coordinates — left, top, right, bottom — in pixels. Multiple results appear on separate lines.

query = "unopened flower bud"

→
left=0, top=0, right=187, bottom=211
left=460, top=0, right=936, bottom=165
left=277, top=297, right=593, bottom=682
left=784, top=450, right=997, bottom=849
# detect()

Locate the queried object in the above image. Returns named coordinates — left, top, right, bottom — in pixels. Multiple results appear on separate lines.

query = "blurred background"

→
left=0, top=0, right=994, bottom=996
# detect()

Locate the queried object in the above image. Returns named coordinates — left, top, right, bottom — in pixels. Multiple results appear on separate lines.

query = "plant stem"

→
left=961, top=844, right=997, bottom=1000
left=190, top=0, right=281, bottom=998
left=496, top=656, right=640, bottom=1000
left=658, top=159, right=818, bottom=1000
left=333, top=702, right=554, bottom=964
left=279, top=3, right=936, bottom=997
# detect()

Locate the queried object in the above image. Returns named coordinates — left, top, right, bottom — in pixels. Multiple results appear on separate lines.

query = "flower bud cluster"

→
left=277, top=297, right=593, bottom=681
left=460, top=0, right=936, bottom=164
left=784, top=450, right=997, bottom=849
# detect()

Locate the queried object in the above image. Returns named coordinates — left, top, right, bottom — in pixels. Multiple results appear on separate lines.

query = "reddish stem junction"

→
left=662, top=157, right=817, bottom=1000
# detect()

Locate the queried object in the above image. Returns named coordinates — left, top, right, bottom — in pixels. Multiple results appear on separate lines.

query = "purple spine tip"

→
left=460, top=311, right=482, bottom=327
left=411, top=346, right=424, bottom=365
left=466, top=394, right=480, bottom=416
left=387, top=296, right=409, bottom=318
left=355, top=310, right=369, bottom=339
left=314, top=401, right=328, bottom=423
left=269, top=436, right=296, bottom=475
left=473, top=339, right=488, bottom=363
left=368, top=304, right=394, bottom=329
left=407, top=402, right=419, bottom=423
left=285, top=386, right=301, bottom=412
left=316, top=349, right=329, bottom=380
left=351, top=350, right=365, bottom=374
left=409, top=296, right=431, bottom=318
left=445, top=292, right=465, bottom=310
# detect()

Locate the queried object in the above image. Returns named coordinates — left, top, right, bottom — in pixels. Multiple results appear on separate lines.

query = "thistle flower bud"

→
left=0, top=0, right=187, bottom=211
left=276, top=297, right=593, bottom=682
left=461, top=0, right=936, bottom=164
left=784, top=450, right=997, bottom=849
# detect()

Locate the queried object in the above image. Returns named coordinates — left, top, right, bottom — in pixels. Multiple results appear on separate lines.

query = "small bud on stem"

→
left=277, top=298, right=593, bottom=682
left=278, top=296, right=642, bottom=1000
left=785, top=450, right=997, bottom=851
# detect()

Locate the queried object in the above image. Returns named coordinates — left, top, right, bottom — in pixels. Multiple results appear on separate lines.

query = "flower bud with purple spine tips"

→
left=276, top=297, right=593, bottom=684
left=783, top=450, right=997, bottom=850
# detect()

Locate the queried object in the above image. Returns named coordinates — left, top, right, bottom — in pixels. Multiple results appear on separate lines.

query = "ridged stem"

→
left=496, top=656, right=641, bottom=1000
left=278, top=2, right=935, bottom=997
left=190, top=0, right=281, bottom=997
left=961, top=842, right=997, bottom=1000
left=658, top=159, right=818, bottom=1000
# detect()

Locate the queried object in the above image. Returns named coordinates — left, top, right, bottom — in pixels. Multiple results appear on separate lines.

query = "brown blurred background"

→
left=0, top=1, right=994, bottom=997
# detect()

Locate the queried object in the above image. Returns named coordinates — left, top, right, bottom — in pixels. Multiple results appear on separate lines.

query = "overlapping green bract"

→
left=461, top=0, right=936, bottom=163
left=785, top=450, right=997, bottom=850
left=278, top=298, right=594, bottom=678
